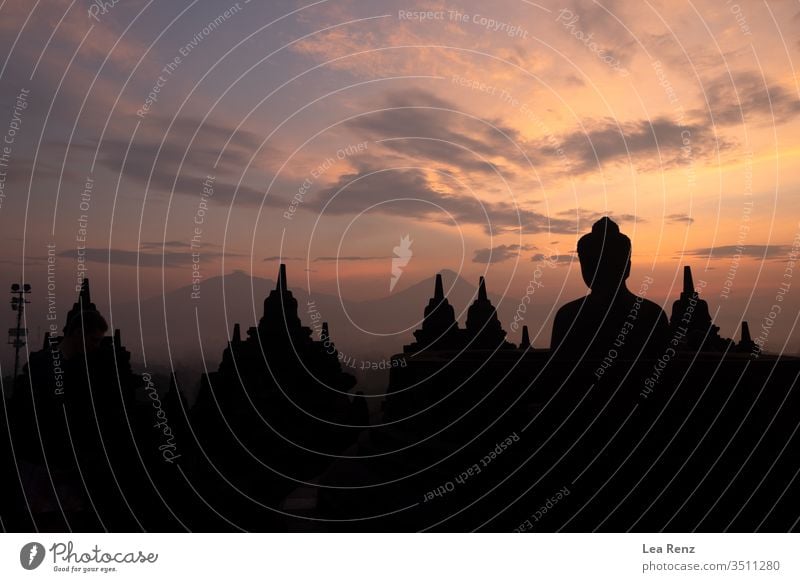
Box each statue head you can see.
[577,217,631,294]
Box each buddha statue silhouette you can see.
[551,217,669,358]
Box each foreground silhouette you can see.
[5,281,144,531]
[1,220,799,532]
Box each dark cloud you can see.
[552,117,728,174]
[263,256,304,261]
[141,240,233,253]
[648,31,753,73]
[0,154,86,187]
[472,244,537,264]
[559,0,637,66]
[682,244,792,260]
[697,72,800,126]
[556,208,643,228]
[313,256,390,262]
[139,240,246,257]
[141,240,188,251]
[105,115,262,173]
[70,115,280,207]
[560,74,586,87]
[57,246,241,268]
[350,89,527,174]
[308,166,576,235]
[531,252,578,266]
[666,213,694,225]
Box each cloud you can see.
[556,208,644,228]
[472,244,536,264]
[308,166,576,235]
[531,252,578,266]
[91,115,261,176]
[0,1,161,125]
[0,0,153,72]
[141,240,233,253]
[57,246,241,268]
[74,115,279,206]
[552,117,729,174]
[560,74,586,87]
[349,89,527,174]
[286,12,485,79]
[698,71,800,126]
[681,244,793,260]
[666,213,694,225]
[313,255,390,262]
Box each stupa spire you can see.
[520,325,530,349]
[80,278,92,306]
[277,263,287,292]
[434,273,444,301]
[683,266,695,295]
[478,276,487,302]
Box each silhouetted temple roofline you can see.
[231,323,241,344]
[465,275,511,349]
[259,262,312,341]
[407,272,461,352]
[670,264,729,351]
[64,277,98,332]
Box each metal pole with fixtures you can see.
[8,283,31,389]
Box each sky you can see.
[0,0,799,362]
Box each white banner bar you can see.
[0,533,797,581]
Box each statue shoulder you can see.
[554,297,587,320]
